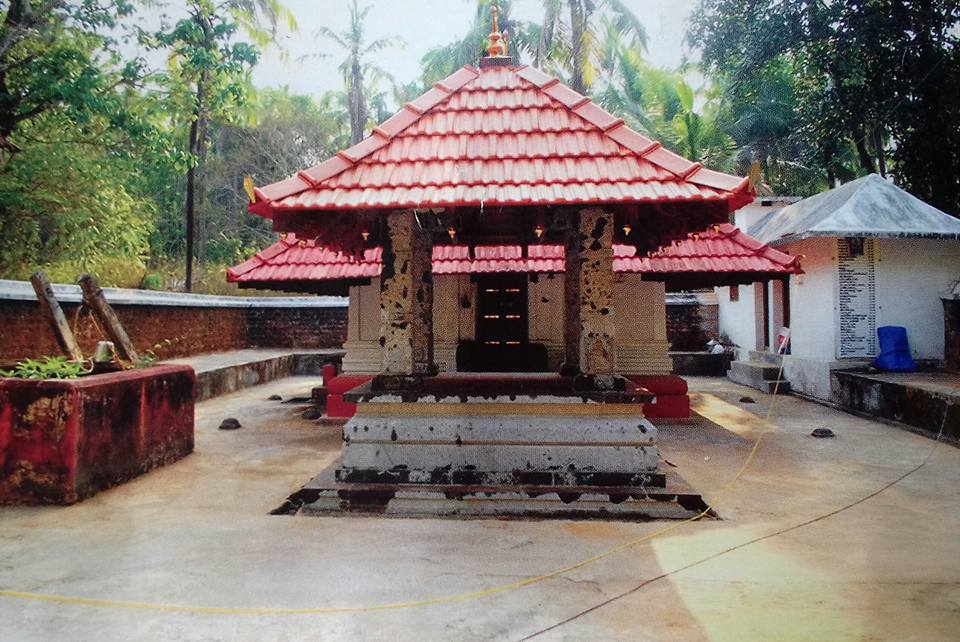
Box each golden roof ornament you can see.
[486,5,507,58]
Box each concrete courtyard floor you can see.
[1,376,958,641]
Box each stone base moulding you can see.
[338,375,660,486]
[0,364,195,505]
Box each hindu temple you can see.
[237,9,766,517]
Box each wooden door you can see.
[477,274,528,346]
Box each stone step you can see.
[748,350,784,366]
[757,379,791,395]
[297,488,705,520]
[280,468,710,521]
[730,360,784,381]
[727,360,791,394]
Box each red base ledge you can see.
[326,375,375,418]
[326,373,690,420]
[628,375,690,419]
[0,365,195,505]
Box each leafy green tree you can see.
[0,1,181,285]
[0,112,157,284]
[307,0,403,144]
[0,0,145,156]
[152,0,293,290]
[689,0,960,214]
[601,50,733,168]
[201,88,350,262]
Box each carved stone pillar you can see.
[562,213,582,375]
[379,210,434,375]
[578,208,616,379]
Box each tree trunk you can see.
[569,0,587,94]
[852,128,876,175]
[349,55,365,144]
[184,12,211,292]
[873,127,887,178]
[184,110,198,292]
[195,73,209,277]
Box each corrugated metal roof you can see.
[227,224,799,285]
[251,65,751,215]
[750,174,960,245]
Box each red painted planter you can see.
[0,364,195,505]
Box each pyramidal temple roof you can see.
[751,174,960,246]
[250,64,751,215]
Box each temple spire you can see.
[481,5,513,66]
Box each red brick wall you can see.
[0,300,347,362]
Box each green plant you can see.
[0,356,90,380]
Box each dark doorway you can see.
[457,274,547,372]
[477,273,528,347]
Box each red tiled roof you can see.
[251,65,751,215]
[227,225,800,286]
[615,223,801,275]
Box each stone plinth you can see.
[339,374,660,487]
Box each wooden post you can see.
[30,271,84,362]
[78,275,139,363]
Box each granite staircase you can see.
[727,350,791,394]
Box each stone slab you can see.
[299,490,701,520]
[341,442,659,473]
[334,468,666,488]
[343,415,657,445]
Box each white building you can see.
[719,174,960,400]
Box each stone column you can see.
[379,210,434,375]
[562,214,582,375]
[578,208,616,380]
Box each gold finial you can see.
[243,175,256,203]
[486,5,507,57]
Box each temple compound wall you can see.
[342,274,671,375]
[0,281,347,362]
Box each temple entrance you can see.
[458,274,547,372]
[477,274,528,347]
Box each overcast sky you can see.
[193,0,702,96]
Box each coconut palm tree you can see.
[601,48,735,168]
[309,0,404,144]
[534,0,648,94]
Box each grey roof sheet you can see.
[749,174,960,245]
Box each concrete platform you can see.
[165,348,343,401]
[1,376,959,640]
[832,369,960,441]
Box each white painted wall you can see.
[717,198,799,358]
[782,237,837,360]
[716,283,760,357]
[874,238,960,360]
[781,237,958,400]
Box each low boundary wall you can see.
[0,280,348,362]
